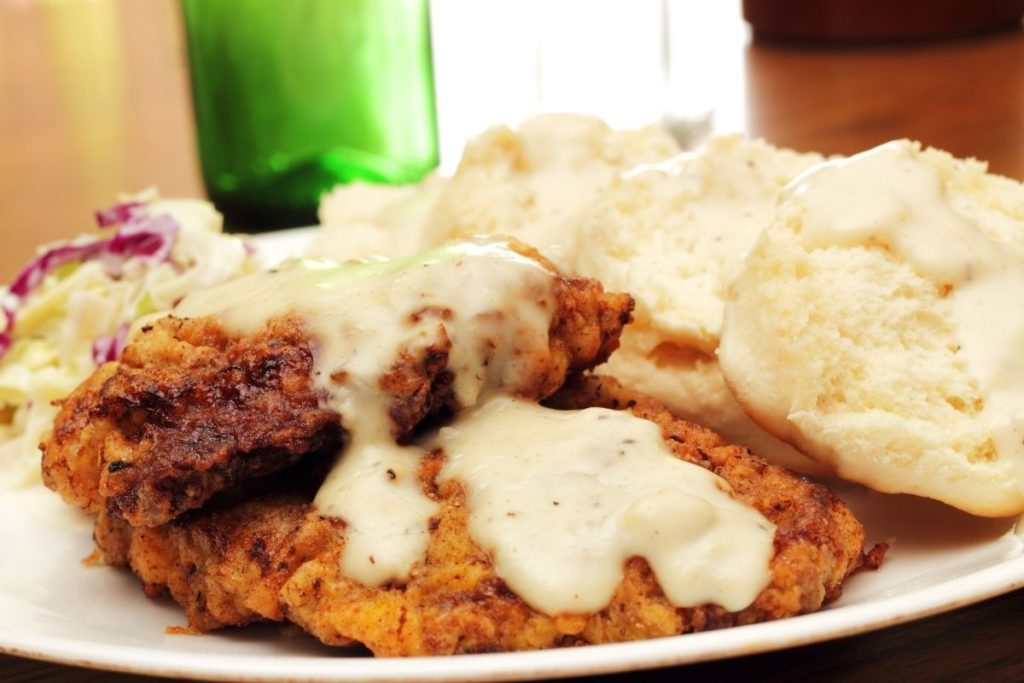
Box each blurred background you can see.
[0,0,1022,276]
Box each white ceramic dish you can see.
[2,228,1024,681]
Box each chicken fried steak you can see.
[46,238,871,657]
[44,317,344,526]
[92,376,869,656]
[43,240,633,527]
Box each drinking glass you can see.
[180,0,439,229]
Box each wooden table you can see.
[1,1,1023,680]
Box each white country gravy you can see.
[788,141,1024,463]
[176,240,556,586]
[173,239,776,613]
[431,395,775,614]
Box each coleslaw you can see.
[0,191,258,486]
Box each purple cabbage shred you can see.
[0,307,13,358]
[95,201,144,228]
[0,201,181,363]
[91,323,130,365]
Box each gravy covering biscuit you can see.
[719,140,1024,516]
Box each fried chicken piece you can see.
[43,270,633,528]
[94,376,870,656]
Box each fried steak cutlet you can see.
[46,239,871,657]
[92,376,869,657]
[42,260,633,527]
[44,317,344,527]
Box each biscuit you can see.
[314,176,445,262]
[422,113,680,269]
[573,135,826,473]
[719,140,1024,516]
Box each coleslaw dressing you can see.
[175,239,775,614]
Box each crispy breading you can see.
[93,456,336,630]
[43,316,345,526]
[43,270,633,528]
[99,497,333,631]
[93,376,870,656]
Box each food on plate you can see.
[313,174,446,263]
[570,135,826,473]
[89,376,868,656]
[0,193,256,486]
[315,122,826,473]
[719,140,1024,516]
[43,239,632,527]
[314,113,681,269]
[421,114,681,270]
[44,237,870,655]
[91,461,332,631]
[42,316,345,526]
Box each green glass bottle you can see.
[180,0,438,229]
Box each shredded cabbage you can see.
[0,191,258,487]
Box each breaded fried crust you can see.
[96,496,333,631]
[43,274,633,528]
[94,377,869,656]
[43,316,344,526]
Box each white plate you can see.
[2,228,1024,681]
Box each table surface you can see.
[1,1,1023,681]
